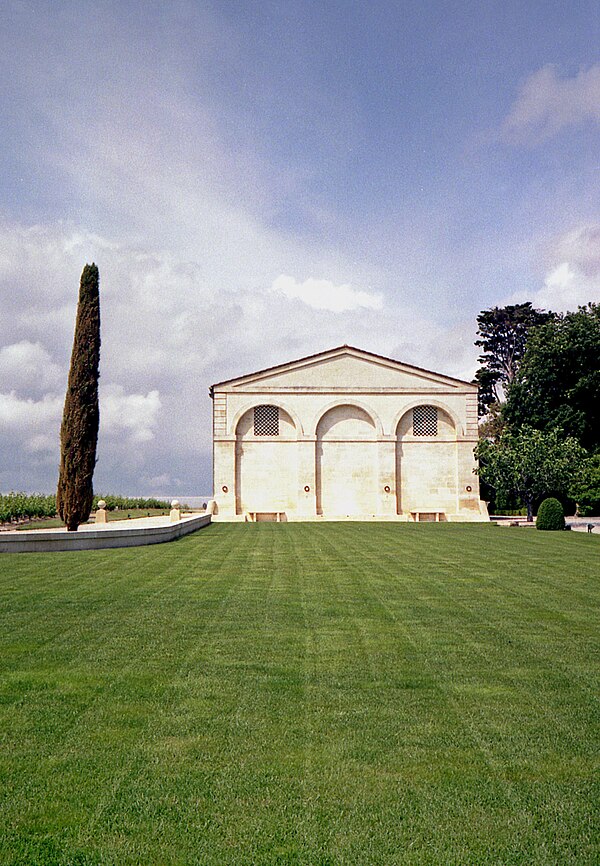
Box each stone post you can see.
[95,499,107,524]
[170,499,181,522]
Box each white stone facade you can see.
[210,346,488,521]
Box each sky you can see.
[1,0,599,495]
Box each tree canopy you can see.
[569,453,600,516]
[475,426,585,521]
[474,302,553,416]
[504,303,600,453]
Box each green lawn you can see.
[0,524,598,865]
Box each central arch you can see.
[316,404,378,517]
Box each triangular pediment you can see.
[211,346,474,393]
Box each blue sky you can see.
[1,0,599,494]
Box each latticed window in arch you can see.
[413,405,438,436]
[253,404,279,436]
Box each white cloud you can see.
[535,264,599,312]
[551,224,600,275]
[536,224,600,310]
[503,64,600,143]
[0,340,62,395]
[0,391,62,430]
[0,391,62,460]
[505,223,600,311]
[100,384,162,444]
[270,274,383,312]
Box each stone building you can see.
[210,345,488,521]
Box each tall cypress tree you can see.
[57,263,101,531]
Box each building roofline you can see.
[209,344,477,396]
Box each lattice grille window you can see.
[413,405,438,436]
[253,405,279,436]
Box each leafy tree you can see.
[474,302,553,416]
[475,426,585,521]
[504,304,600,452]
[570,453,600,516]
[57,264,101,531]
[477,400,506,443]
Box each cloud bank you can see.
[0,218,480,493]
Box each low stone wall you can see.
[0,513,211,554]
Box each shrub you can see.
[536,497,565,531]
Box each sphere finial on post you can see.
[95,499,107,524]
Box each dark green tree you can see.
[57,264,101,531]
[504,304,600,452]
[475,426,585,521]
[474,302,553,416]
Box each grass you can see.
[0,523,598,865]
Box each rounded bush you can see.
[536,497,565,531]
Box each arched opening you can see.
[235,404,297,515]
[316,404,378,517]
[395,404,458,515]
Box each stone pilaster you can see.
[214,438,236,515]
[377,438,397,516]
[296,438,317,517]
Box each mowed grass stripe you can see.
[356,546,592,862]
[0,529,252,862]
[388,530,599,714]
[78,529,283,861]
[272,523,599,863]
[345,525,599,862]
[78,535,251,830]
[291,525,533,862]
[296,526,452,863]
[68,526,310,864]
[0,538,224,665]
[0,522,598,864]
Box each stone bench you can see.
[246,511,286,522]
[410,510,446,523]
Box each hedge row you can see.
[0,493,171,524]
